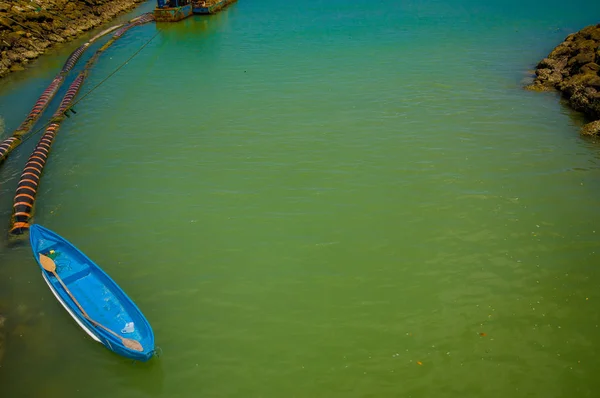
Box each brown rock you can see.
[537,57,561,70]
[579,24,600,40]
[568,51,595,66]
[536,68,563,86]
[22,50,38,59]
[581,62,600,74]
[536,68,552,78]
[0,0,146,79]
[574,39,598,53]
[7,50,22,62]
[64,2,76,13]
[524,82,553,92]
[561,73,600,91]
[549,43,573,58]
[581,120,600,135]
[47,33,65,43]
[36,40,51,50]
[0,17,13,28]
[51,18,66,29]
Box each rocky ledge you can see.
[526,23,600,136]
[0,0,146,78]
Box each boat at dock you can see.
[192,0,238,15]
[154,0,236,21]
[29,224,155,362]
[154,0,193,22]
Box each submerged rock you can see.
[526,22,600,135]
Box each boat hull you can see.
[29,224,155,362]
[192,0,237,14]
[154,4,193,22]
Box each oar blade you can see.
[39,253,56,273]
[123,338,144,352]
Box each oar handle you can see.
[42,255,143,352]
[92,320,122,339]
[50,271,143,351]
[52,270,91,319]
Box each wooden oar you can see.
[39,253,143,352]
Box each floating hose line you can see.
[9,74,85,236]
[0,12,154,166]
[7,12,156,237]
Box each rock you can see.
[0,17,13,28]
[47,33,64,43]
[22,50,38,59]
[536,68,563,85]
[573,39,598,52]
[527,22,600,135]
[580,62,600,74]
[549,43,572,58]
[7,50,23,62]
[0,0,147,79]
[568,51,595,66]
[582,120,600,135]
[524,82,553,92]
[579,24,600,40]
[537,57,567,70]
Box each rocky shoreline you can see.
[0,0,146,79]
[526,23,600,135]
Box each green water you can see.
[2,0,600,396]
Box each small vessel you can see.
[29,224,155,361]
[192,0,237,15]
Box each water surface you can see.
[1,0,600,397]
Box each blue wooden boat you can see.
[29,224,155,362]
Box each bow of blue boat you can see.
[29,224,155,362]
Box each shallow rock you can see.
[526,22,600,135]
[524,82,553,92]
[22,50,38,59]
[582,120,600,135]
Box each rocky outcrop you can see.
[526,23,600,136]
[0,0,146,78]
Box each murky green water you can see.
[2,0,600,396]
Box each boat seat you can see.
[63,269,90,285]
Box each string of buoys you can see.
[9,75,85,236]
[0,13,153,166]
[7,12,156,237]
